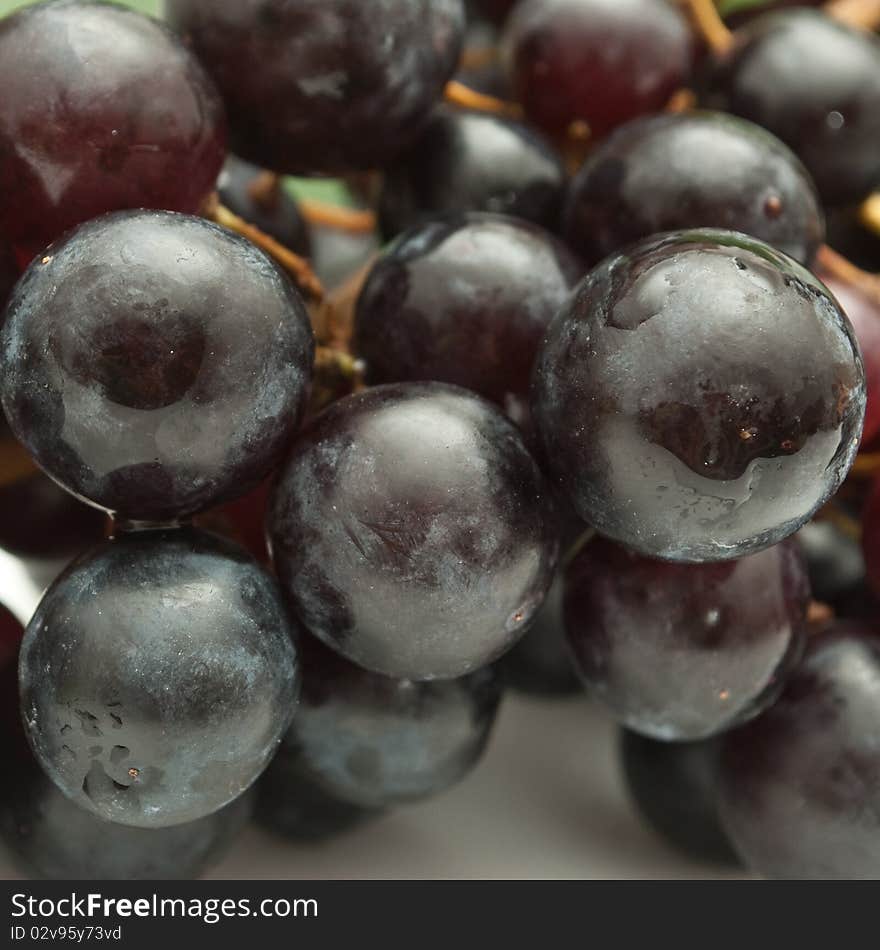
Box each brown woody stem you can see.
[684,0,734,55]
[444,79,523,118]
[825,0,880,32]
[816,243,880,310]
[299,199,377,234]
[203,193,324,301]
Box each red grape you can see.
[0,0,226,257]
[502,0,694,141]
[817,270,880,446]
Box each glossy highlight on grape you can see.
[18,528,300,828]
[269,382,559,680]
[0,210,314,522]
[532,229,866,562]
[0,0,227,256]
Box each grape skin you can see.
[355,213,582,426]
[0,0,226,257]
[620,730,738,865]
[502,0,694,141]
[817,270,880,446]
[564,538,809,740]
[719,625,880,879]
[0,210,314,523]
[532,229,866,562]
[1,755,253,880]
[268,634,502,809]
[18,528,300,829]
[379,108,566,238]
[703,10,880,207]
[501,566,579,696]
[165,0,466,174]
[268,382,559,680]
[563,112,824,268]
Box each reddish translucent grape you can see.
[564,538,808,740]
[563,112,824,268]
[703,10,880,206]
[0,211,314,522]
[268,383,558,680]
[0,0,226,257]
[532,230,865,562]
[165,0,466,174]
[355,214,581,426]
[502,0,694,141]
[817,270,880,445]
[719,624,880,878]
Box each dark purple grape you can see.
[501,568,579,696]
[620,730,738,865]
[268,634,502,808]
[719,624,880,878]
[0,469,105,561]
[0,210,314,523]
[165,0,466,174]
[217,156,311,257]
[0,0,226,258]
[564,538,808,740]
[563,111,824,268]
[532,229,865,562]
[796,521,865,609]
[256,766,378,842]
[1,753,252,880]
[19,528,300,828]
[702,9,880,206]
[354,214,581,426]
[268,383,558,680]
[502,0,694,141]
[379,108,566,238]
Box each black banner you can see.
[0,878,857,947]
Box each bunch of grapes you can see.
[0,0,879,882]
